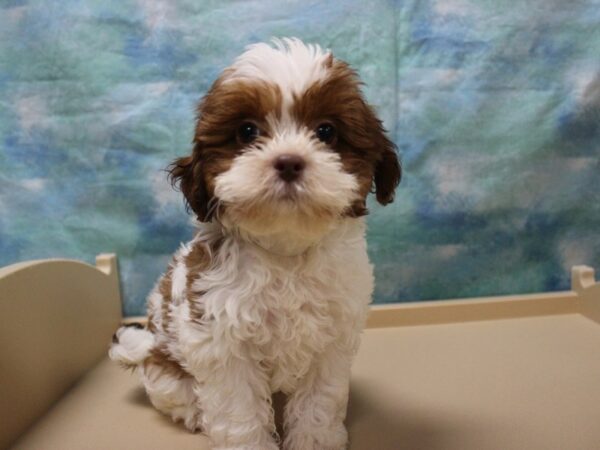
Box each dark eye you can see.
[315,123,336,144]
[237,122,260,144]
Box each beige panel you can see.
[0,255,122,449]
[366,266,600,329]
[366,291,578,328]
[572,265,600,324]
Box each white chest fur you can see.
[176,218,374,393]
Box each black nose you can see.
[273,154,305,182]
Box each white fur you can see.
[110,39,378,450]
[171,243,191,305]
[146,289,163,332]
[109,326,154,365]
[228,38,331,106]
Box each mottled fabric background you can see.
[1,0,599,316]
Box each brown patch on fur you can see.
[144,345,189,380]
[293,59,401,211]
[185,243,210,291]
[169,76,282,222]
[147,312,157,333]
[147,237,221,333]
[184,237,223,322]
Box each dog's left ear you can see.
[374,135,402,205]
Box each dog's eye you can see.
[237,122,260,144]
[315,123,336,144]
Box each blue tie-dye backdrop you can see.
[1,0,599,316]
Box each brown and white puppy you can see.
[110,38,401,450]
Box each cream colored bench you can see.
[1,255,600,450]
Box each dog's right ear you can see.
[168,152,212,222]
[374,139,402,206]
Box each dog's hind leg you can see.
[140,349,202,432]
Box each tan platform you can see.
[1,256,600,450]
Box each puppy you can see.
[110,38,401,450]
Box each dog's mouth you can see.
[275,181,304,202]
[224,185,340,222]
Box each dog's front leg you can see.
[283,343,353,450]
[195,354,278,450]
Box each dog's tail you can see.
[109,323,155,369]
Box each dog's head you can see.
[170,38,401,239]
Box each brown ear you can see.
[168,151,212,222]
[374,137,402,205]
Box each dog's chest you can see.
[254,270,339,392]
[241,248,370,392]
[183,223,373,392]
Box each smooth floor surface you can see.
[13,314,600,450]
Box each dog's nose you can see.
[273,154,305,182]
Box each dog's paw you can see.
[283,423,348,450]
[213,444,279,450]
